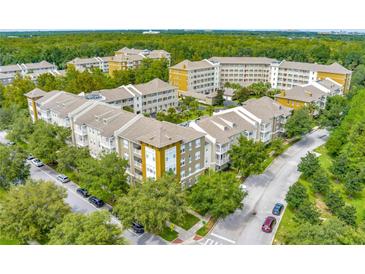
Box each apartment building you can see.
[0,61,58,85]
[71,102,138,157]
[274,85,328,110]
[69,101,205,186]
[108,54,144,76]
[209,56,276,87]
[190,96,292,170]
[271,60,352,91]
[85,78,178,114]
[274,78,342,110]
[67,56,112,73]
[175,57,352,93]
[115,115,206,187]
[169,59,219,94]
[24,89,89,127]
[109,47,171,76]
[115,47,171,62]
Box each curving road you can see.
[202,129,329,245]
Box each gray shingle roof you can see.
[242,96,292,122]
[274,85,327,103]
[133,78,177,95]
[170,59,215,70]
[24,88,47,99]
[209,56,277,65]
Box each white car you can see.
[31,158,44,167]
[56,174,70,183]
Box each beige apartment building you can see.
[190,96,292,170]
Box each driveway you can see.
[203,129,329,245]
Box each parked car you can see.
[6,141,15,146]
[261,216,276,233]
[131,222,145,234]
[272,203,284,216]
[27,155,35,161]
[88,196,105,208]
[31,158,44,167]
[76,188,90,198]
[56,174,70,183]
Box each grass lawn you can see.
[173,212,200,231]
[275,144,365,244]
[196,218,216,237]
[158,227,179,242]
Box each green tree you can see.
[56,145,90,173]
[28,121,69,164]
[296,201,321,225]
[229,136,268,177]
[36,73,61,91]
[114,173,186,234]
[0,180,70,243]
[135,58,169,83]
[6,110,34,143]
[0,146,30,189]
[310,169,330,195]
[77,152,128,202]
[325,190,345,215]
[285,107,314,138]
[2,75,35,108]
[285,182,308,209]
[320,95,348,128]
[338,205,357,227]
[331,153,349,182]
[0,105,21,130]
[188,171,245,219]
[284,219,365,245]
[48,211,124,245]
[344,172,364,197]
[297,152,320,178]
[214,89,224,106]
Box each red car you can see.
[261,216,276,233]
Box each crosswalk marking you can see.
[203,238,222,245]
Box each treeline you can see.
[278,88,365,244]
[1,32,365,70]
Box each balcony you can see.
[134,161,142,169]
[260,123,272,133]
[133,148,142,156]
[100,138,115,150]
[75,125,87,136]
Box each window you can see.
[181,144,185,153]
[124,153,129,160]
[181,158,185,166]
[181,170,185,178]
[195,139,201,148]
[195,151,200,161]
[188,142,192,150]
[188,155,192,163]
[123,139,128,149]
[195,163,201,170]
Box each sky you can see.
[1,0,363,30]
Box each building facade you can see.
[0,61,58,86]
[172,57,352,93]
[169,59,219,94]
[85,78,178,115]
[67,56,112,73]
[190,96,292,170]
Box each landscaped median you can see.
[196,217,217,237]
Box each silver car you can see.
[56,174,70,183]
[31,158,44,167]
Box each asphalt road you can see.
[203,129,329,245]
[0,130,166,245]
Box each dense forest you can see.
[1,32,365,71]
